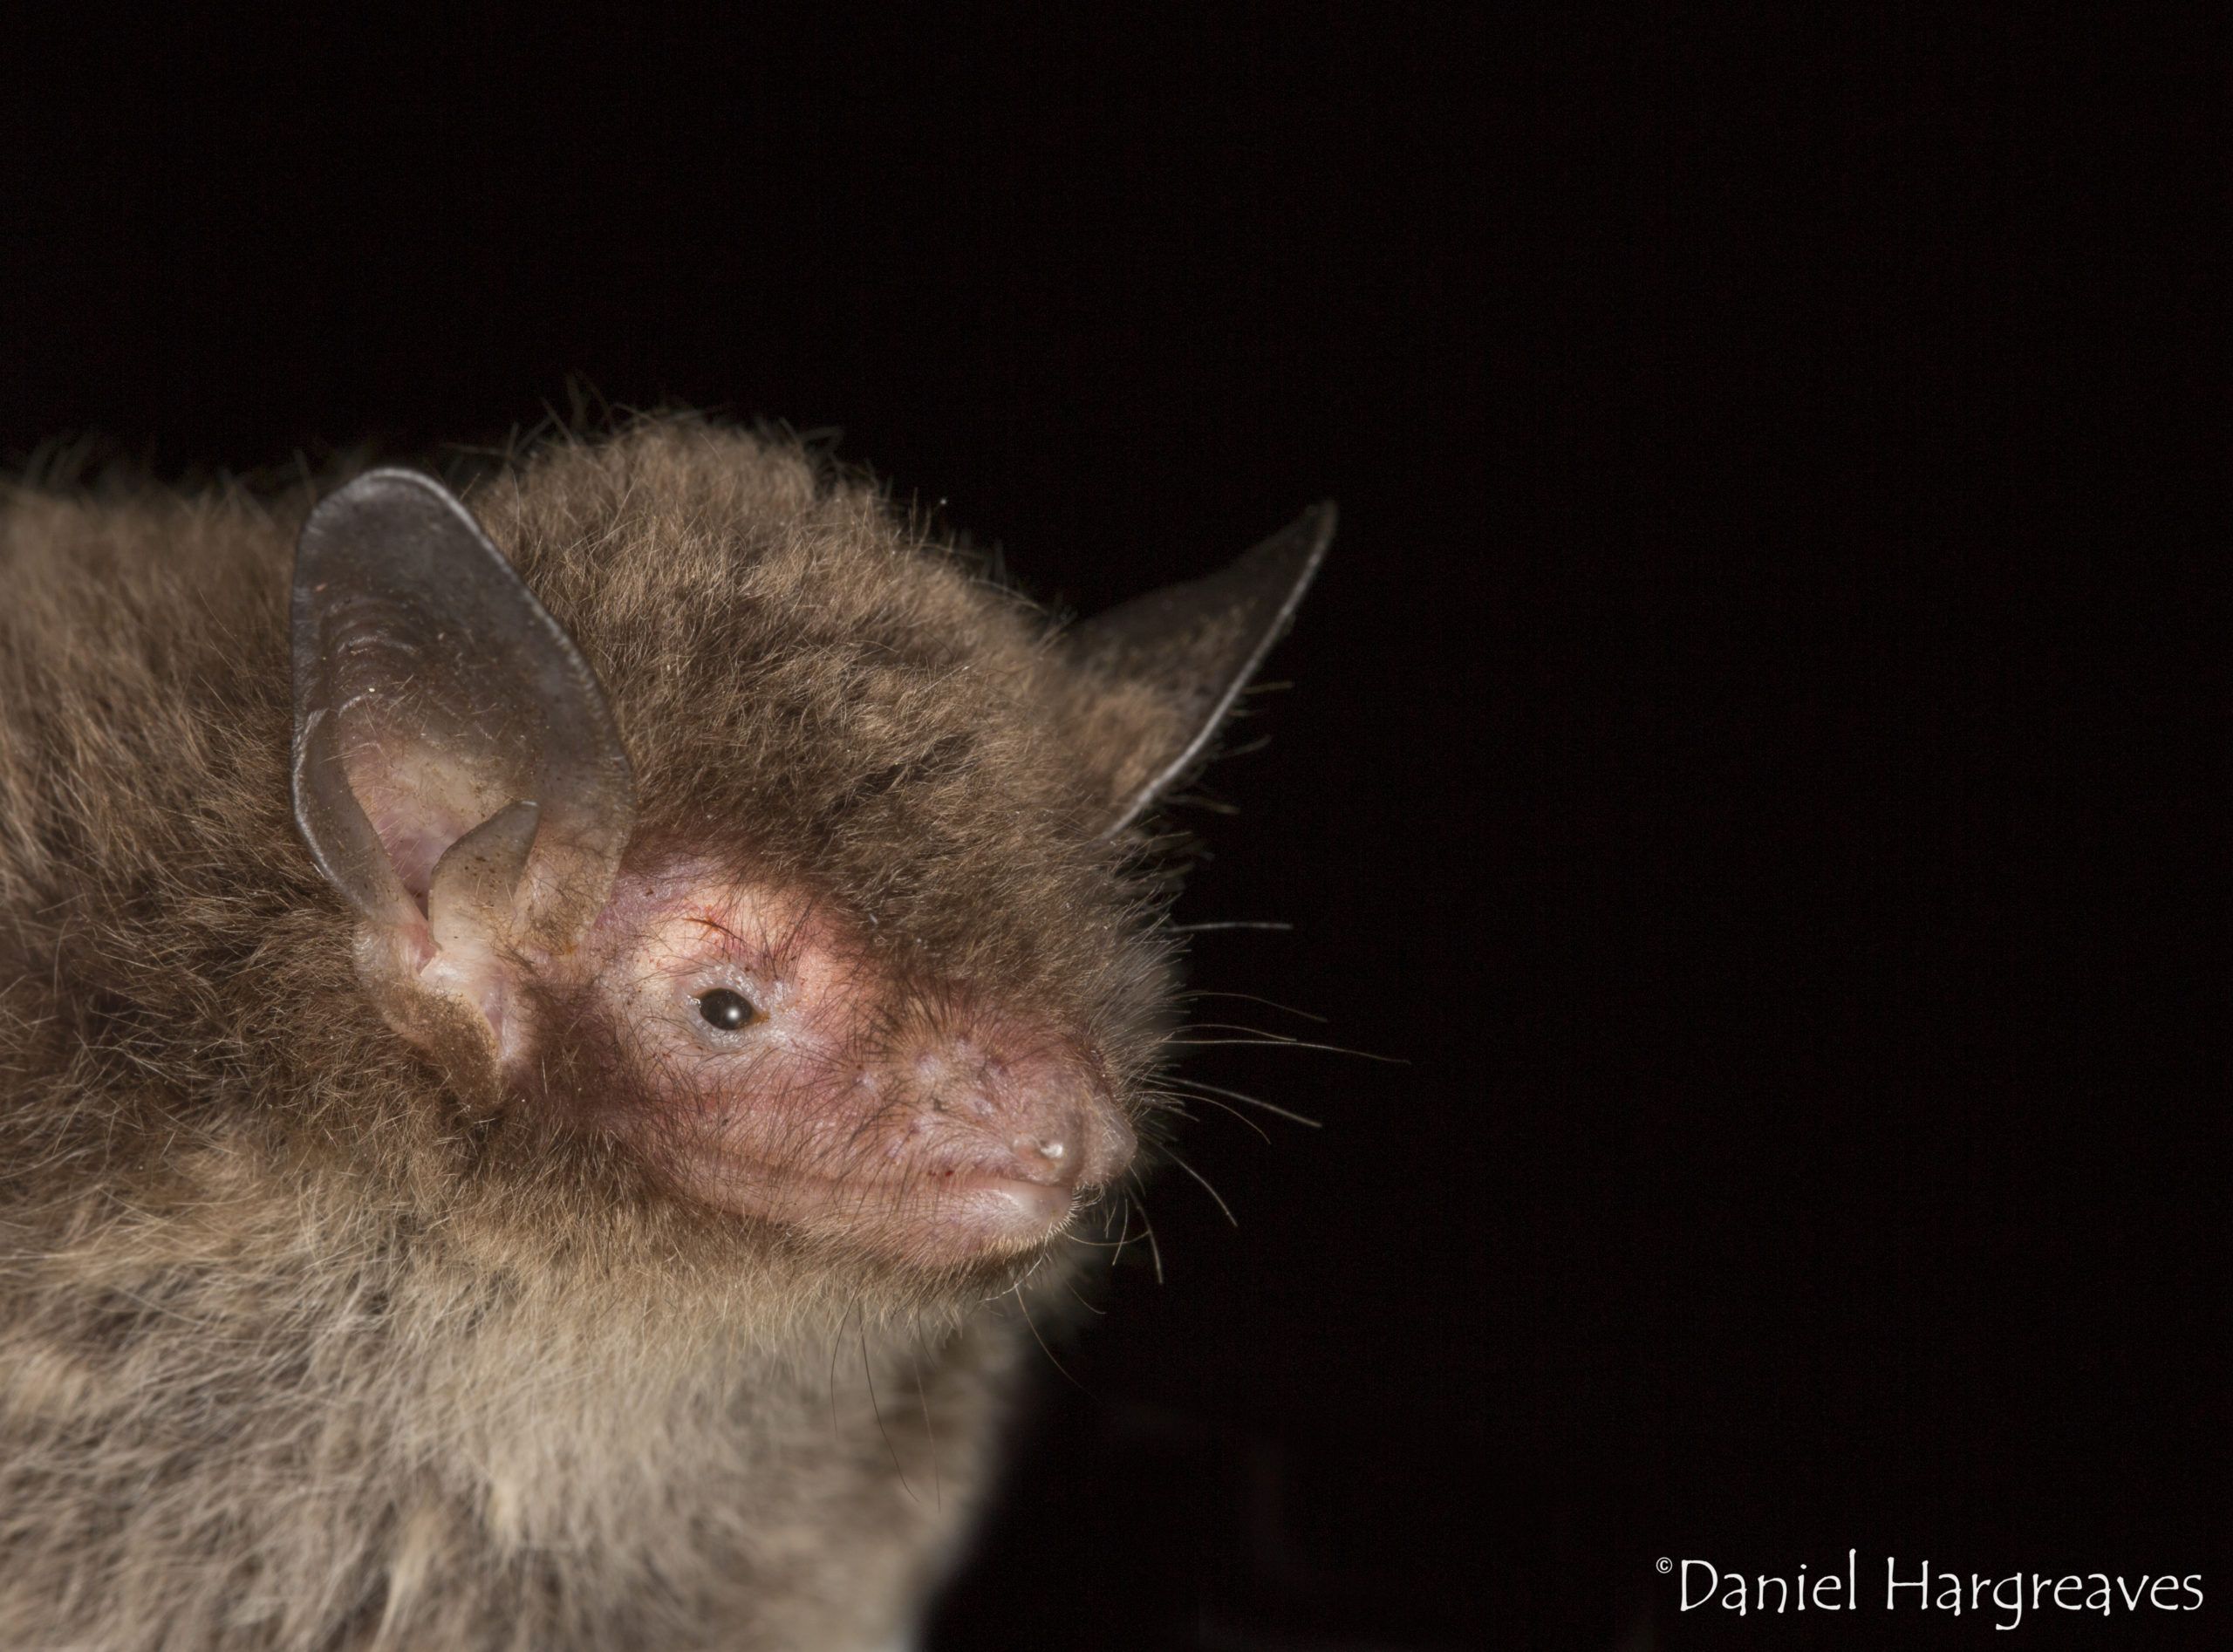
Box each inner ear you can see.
[290,468,636,986]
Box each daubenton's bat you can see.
[0,417,1329,1649]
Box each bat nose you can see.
[1007,1090,1135,1190]
[1013,1132,1068,1175]
[837,1025,1145,1260]
[913,1041,1136,1191]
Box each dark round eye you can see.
[697,988,757,1031]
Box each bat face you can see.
[287,425,1330,1293]
[533,854,1137,1270]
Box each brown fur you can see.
[0,419,1218,1649]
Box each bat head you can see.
[289,426,1330,1289]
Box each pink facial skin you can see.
[536,860,1137,1272]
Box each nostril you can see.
[1011,1131,1072,1181]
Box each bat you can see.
[0,416,1330,1649]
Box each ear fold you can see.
[290,468,635,1049]
[1070,502,1335,835]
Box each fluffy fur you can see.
[0,419,1210,1649]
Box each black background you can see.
[4,10,2217,1649]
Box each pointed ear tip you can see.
[316,464,432,501]
[303,466,461,533]
[1257,499,1336,591]
[1284,499,1339,558]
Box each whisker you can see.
[1165,920,1294,934]
[1177,990,1328,1024]
[1147,1088,1269,1143]
[1063,1195,1151,1253]
[1062,1231,1148,1252]
[1164,1150,1238,1227]
[1012,1284,1085,1389]
[1178,1021,1303,1042]
[1180,1020,1335,1043]
[1104,1191,1137,1268]
[1166,1036,1407,1065]
[909,1328,944,1511]
[825,1307,851,1451]
[1164,1078,1323,1130]
[1124,1173,1166,1285]
[861,1330,919,1505]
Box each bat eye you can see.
[697,988,758,1031]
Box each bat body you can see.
[0,419,1328,1649]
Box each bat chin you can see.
[898,1170,1082,1264]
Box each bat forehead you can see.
[491,427,1097,837]
[594,857,850,971]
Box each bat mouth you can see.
[659,1132,1114,1269]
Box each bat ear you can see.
[1069,502,1335,835]
[290,468,635,1056]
